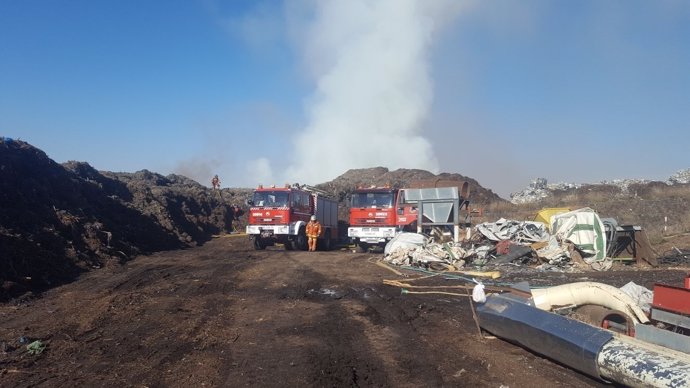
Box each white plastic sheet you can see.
[619,281,653,314]
[384,232,428,256]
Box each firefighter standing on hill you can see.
[306,215,322,252]
[211,175,220,190]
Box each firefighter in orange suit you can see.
[306,215,322,252]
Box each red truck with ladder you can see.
[246,184,338,251]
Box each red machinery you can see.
[634,274,690,354]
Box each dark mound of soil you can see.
[0,138,245,301]
[318,167,502,204]
[315,167,504,222]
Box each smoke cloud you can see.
[282,0,464,185]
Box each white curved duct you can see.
[531,282,649,324]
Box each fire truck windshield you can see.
[351,192,394,208]
[253,191,289,207]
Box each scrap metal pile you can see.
[384,207,614,272]
[658,247,690,266]
[380,204,690,387]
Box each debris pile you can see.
[509,178,550,204]
[668,168,690,184]
[657,247,690,265]
[509,178,580,204]
[511,168,690,205]
[598,178,650,193]
[384,208,614,272]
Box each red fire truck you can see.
[246,184,338,251]
[348,186,399,252]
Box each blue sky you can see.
[1,0,688,199]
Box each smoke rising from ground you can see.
[280,0,464,185]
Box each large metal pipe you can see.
[477,294,613,378]
[598,335,690,387]
[477,294,690,387]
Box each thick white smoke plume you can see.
[283,0,464,185]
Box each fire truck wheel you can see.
[253,237,266,250]
[322,231,332,251]
[293,228,308,251]
[356,242,369,253]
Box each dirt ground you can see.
[1,236,688,388]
